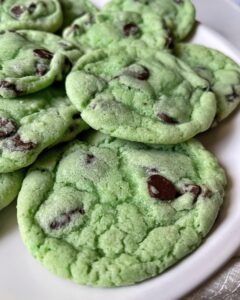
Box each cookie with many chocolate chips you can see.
[0,0,63,32]
[174,43,240,122]
[0,86,88,172]
[58,0,98,30]
[103,0,196,41]
[63,10,169,51]
[0,30,82,98]
[17,131,226,287]
[66,46,217,144]
[0,170,24,210]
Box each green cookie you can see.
[58,0,98,30]
[66,46,216,144]
[103,0,196,41]
[0,0,63,32]
[17,132,226,287]
[0,170,24,210]
[0,86,88,173]
[174,43,240,122]
[0,30,82,98]
[63,11,169,52]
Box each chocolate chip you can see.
[183,184,201,201]
[33,49,53,60]
[0,80,20,95]
[0,118,17,138]
[124,65,150,80]
[147,174,178,201]
[86,154,95,164]
[36,63,48,76]
[203,187,213,198]
[49,208,85,230]
[11,5,25,18]
[4,134,37,151]
[28,3,37,13]
[158,113,178,124]
[226,86,239,102]
[123,23,141,37]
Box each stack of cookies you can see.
[0,0,239,288]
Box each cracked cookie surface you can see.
[103,0,196,41]
[174,43,240,122]
[63,10,169,52]
[66,46,217,144]
[0,85,88,172]
[0,30,82,98]
[0,0,63,32]
[17,132,226,287]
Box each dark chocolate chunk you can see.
[11,5,25,18]
[124,65,150,80]
[36,63,48,76]
[147,174,178,201]
[226,86,239,102]
[5,134,37,151]
[50,208,85,230]
[123,23,141,37]
[33,49,54,60]
[183,184,201,201]
[86,154,95,164]
[158,113,178,124]
[28,3,37,13]
[0,80,20,95]
[0,117,17,138]
[202,187,213,198]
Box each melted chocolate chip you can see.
[226,86,239,102]
[36,63,48,76]
[123,23,141,37]
[28,3,37,13]
[50,208,85,230]
[5,134,37,151]
[184,184,201,201]
[124,65,150,80]
[11,5,25,18]
[0,80,20,95]
[0,118,17,138]
[33,49,53,60]
[86,154,95,164]
[158,113,178,124]
[147,174,178,201]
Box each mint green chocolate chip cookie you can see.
[0,170,24,210]
[59,0,98,30]
[174,43,240,122]
[0,0,63,32]
[0,30,82,98]
[17,132,226,287]
[63,11,168,52]
[103,0,196,41]
[0,86,88,172]
[66,46,216,144]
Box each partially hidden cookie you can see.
[0,170,24,210]
[0,0,63,32]
[103,0,196,41]
[17,132,226,287]
[174,43,240,122]
[63,11,169,52]
[58,0,98,30]
[0,30,82,98]
[0,86,88,172]
[66,46,216,144]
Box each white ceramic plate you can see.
[1,1,240,299]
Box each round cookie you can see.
[103,0,196,41]
[0,30,82,98]
[0,85,88,172]
[0,170,24,210]
[17,132,226,287]
[66,46,217,144]
[0,0,63,32]
[58,0,98,30]
[63,11,169,52]
[174,43,240,122]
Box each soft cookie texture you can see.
[63,10,169,52]
[0,170,24,210]
[0,86,88,172]
[0,0,63,32]
[0,30,82,98]
[58,0,98,30]
[66,46,217,144]
[17,132,226,287]
[103,0,196,41]
[174,43,240,122]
